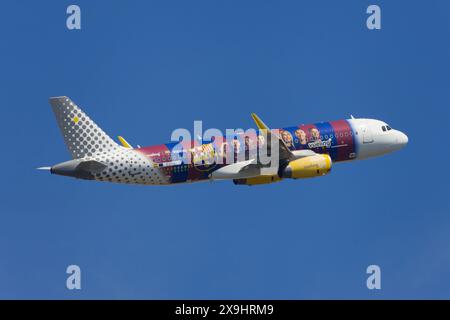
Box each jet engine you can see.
[282,154,332,179]
[233,154,331,185]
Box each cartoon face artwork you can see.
[294,129,307,145]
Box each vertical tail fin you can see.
[49,96,118,159]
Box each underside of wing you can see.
[210,159,261,180]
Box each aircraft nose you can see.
[397,131,408,147]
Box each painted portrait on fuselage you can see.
[294,128,307,147]
[279,129,294,148]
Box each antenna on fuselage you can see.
[350,115,356,119]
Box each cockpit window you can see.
[382,126,386,132]
[386,125,392,131]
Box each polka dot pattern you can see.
[49,96,169,185]
[85,148,169,185]
[49,96,118,159]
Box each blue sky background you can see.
[0,0,449,299]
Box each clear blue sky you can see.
[1,0,449,299]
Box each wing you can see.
[211,114,318,181]
[210,159,261,180]
[251,113,297,163]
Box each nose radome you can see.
[398,131,408,146]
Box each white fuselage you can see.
[348,118,408,160]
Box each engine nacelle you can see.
[282,154,332,179]
[233,174,282,186]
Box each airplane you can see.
[39,96,408,186]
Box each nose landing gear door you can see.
[361,125,374,143]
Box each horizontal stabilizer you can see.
[77,160,107,174]
[51,159,106,180]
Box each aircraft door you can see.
[361,125,374,143]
